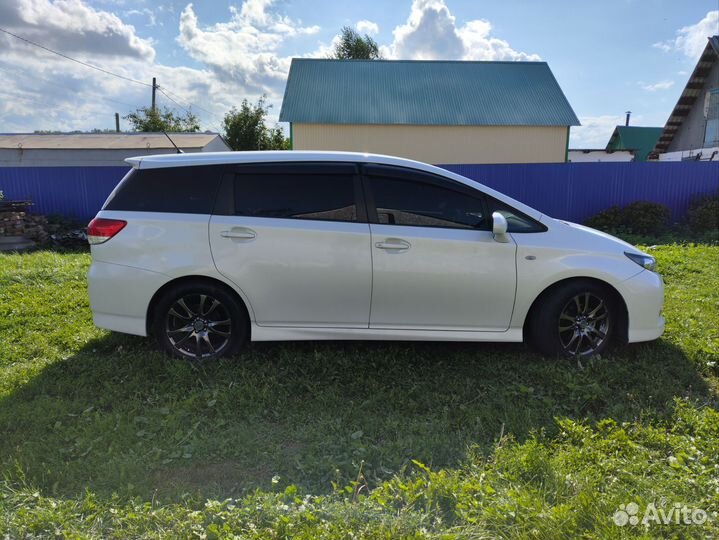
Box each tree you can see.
[124,106,200,132]
[222,97,290,151]
[332,26,381,60]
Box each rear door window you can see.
[233,163,360,223]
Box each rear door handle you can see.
[375,238,411,251]
[220,228,256,240]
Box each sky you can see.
[0,0,717,148]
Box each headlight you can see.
[625,251,656,272]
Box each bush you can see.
[687,192,719,232]
[584,206,624,233]
[584,201,670,236]
[621,201,670,235]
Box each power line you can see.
[155,87,192,115]
[0,65,142,113]
[0,26,225,132]
[157,86,224,133]
[0,26,152,88]
[158,86,217,119]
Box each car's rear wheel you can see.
[528,280,619,358]
[152,282,248,360]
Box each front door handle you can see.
[375,238,411,251]
[220,228,256,240]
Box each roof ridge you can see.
[291,58,547,65]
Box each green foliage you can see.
[125,106,200,133]
[584,205,624,232]
[687,192,719,232]
[222,96,290,151]
[622,201,671,235]
[0,190,4,201]
[332,26,381,59]
[585,201,670,235]
[0,245,717,537]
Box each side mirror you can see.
[492,212,510,243]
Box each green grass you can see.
[0,246,717,538]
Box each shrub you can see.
[584,201,670,236]
[584,206,623,233]
[621,201,670,235]
[686,192,719,232]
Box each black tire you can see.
[527,280,620,358]
[152,281,248,360]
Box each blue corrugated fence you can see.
[0,162,717,223]
[0,167,129,220]
[443,162,718,223]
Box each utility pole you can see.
[151,77,157,111]
[115,112,120,132]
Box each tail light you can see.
[87,218,127,245]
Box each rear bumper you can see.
[88,260,168,336]
[618,269,665,343]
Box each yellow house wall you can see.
[292,124,568,164]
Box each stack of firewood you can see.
[22,214,50,242]
[0,210,25,237]
[0,210,52,242]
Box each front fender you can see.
[510,248,642,330]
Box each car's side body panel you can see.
[209,216,373,327]
[368,224,517,331]
[89,210,256,336]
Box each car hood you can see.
[557,220,645,255]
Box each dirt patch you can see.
[151,460,271,497]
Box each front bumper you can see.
[618,269,665,343]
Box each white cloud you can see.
[124,8,157,27]
[356,19,379,35]
[653,10,718,59]
[382,0,540,61]
[0,0,155,60]
[177,2,319,95]
[0,0,545,133]
[640,80,675,92]
[0,1,233,133]
[569,115,628,149]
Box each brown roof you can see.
[0,133,222,150]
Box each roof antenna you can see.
[162,130,184,153]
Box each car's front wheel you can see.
[152,281,248,360]
[528,280,621,358]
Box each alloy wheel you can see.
[165,293,232,359]
[557,292,610,356]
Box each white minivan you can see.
[87,151,664,360]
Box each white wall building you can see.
[567,149,635,162]
[0,133,229,167]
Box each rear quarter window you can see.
[104,165,225,214]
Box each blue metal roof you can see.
[279,59,580,126]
